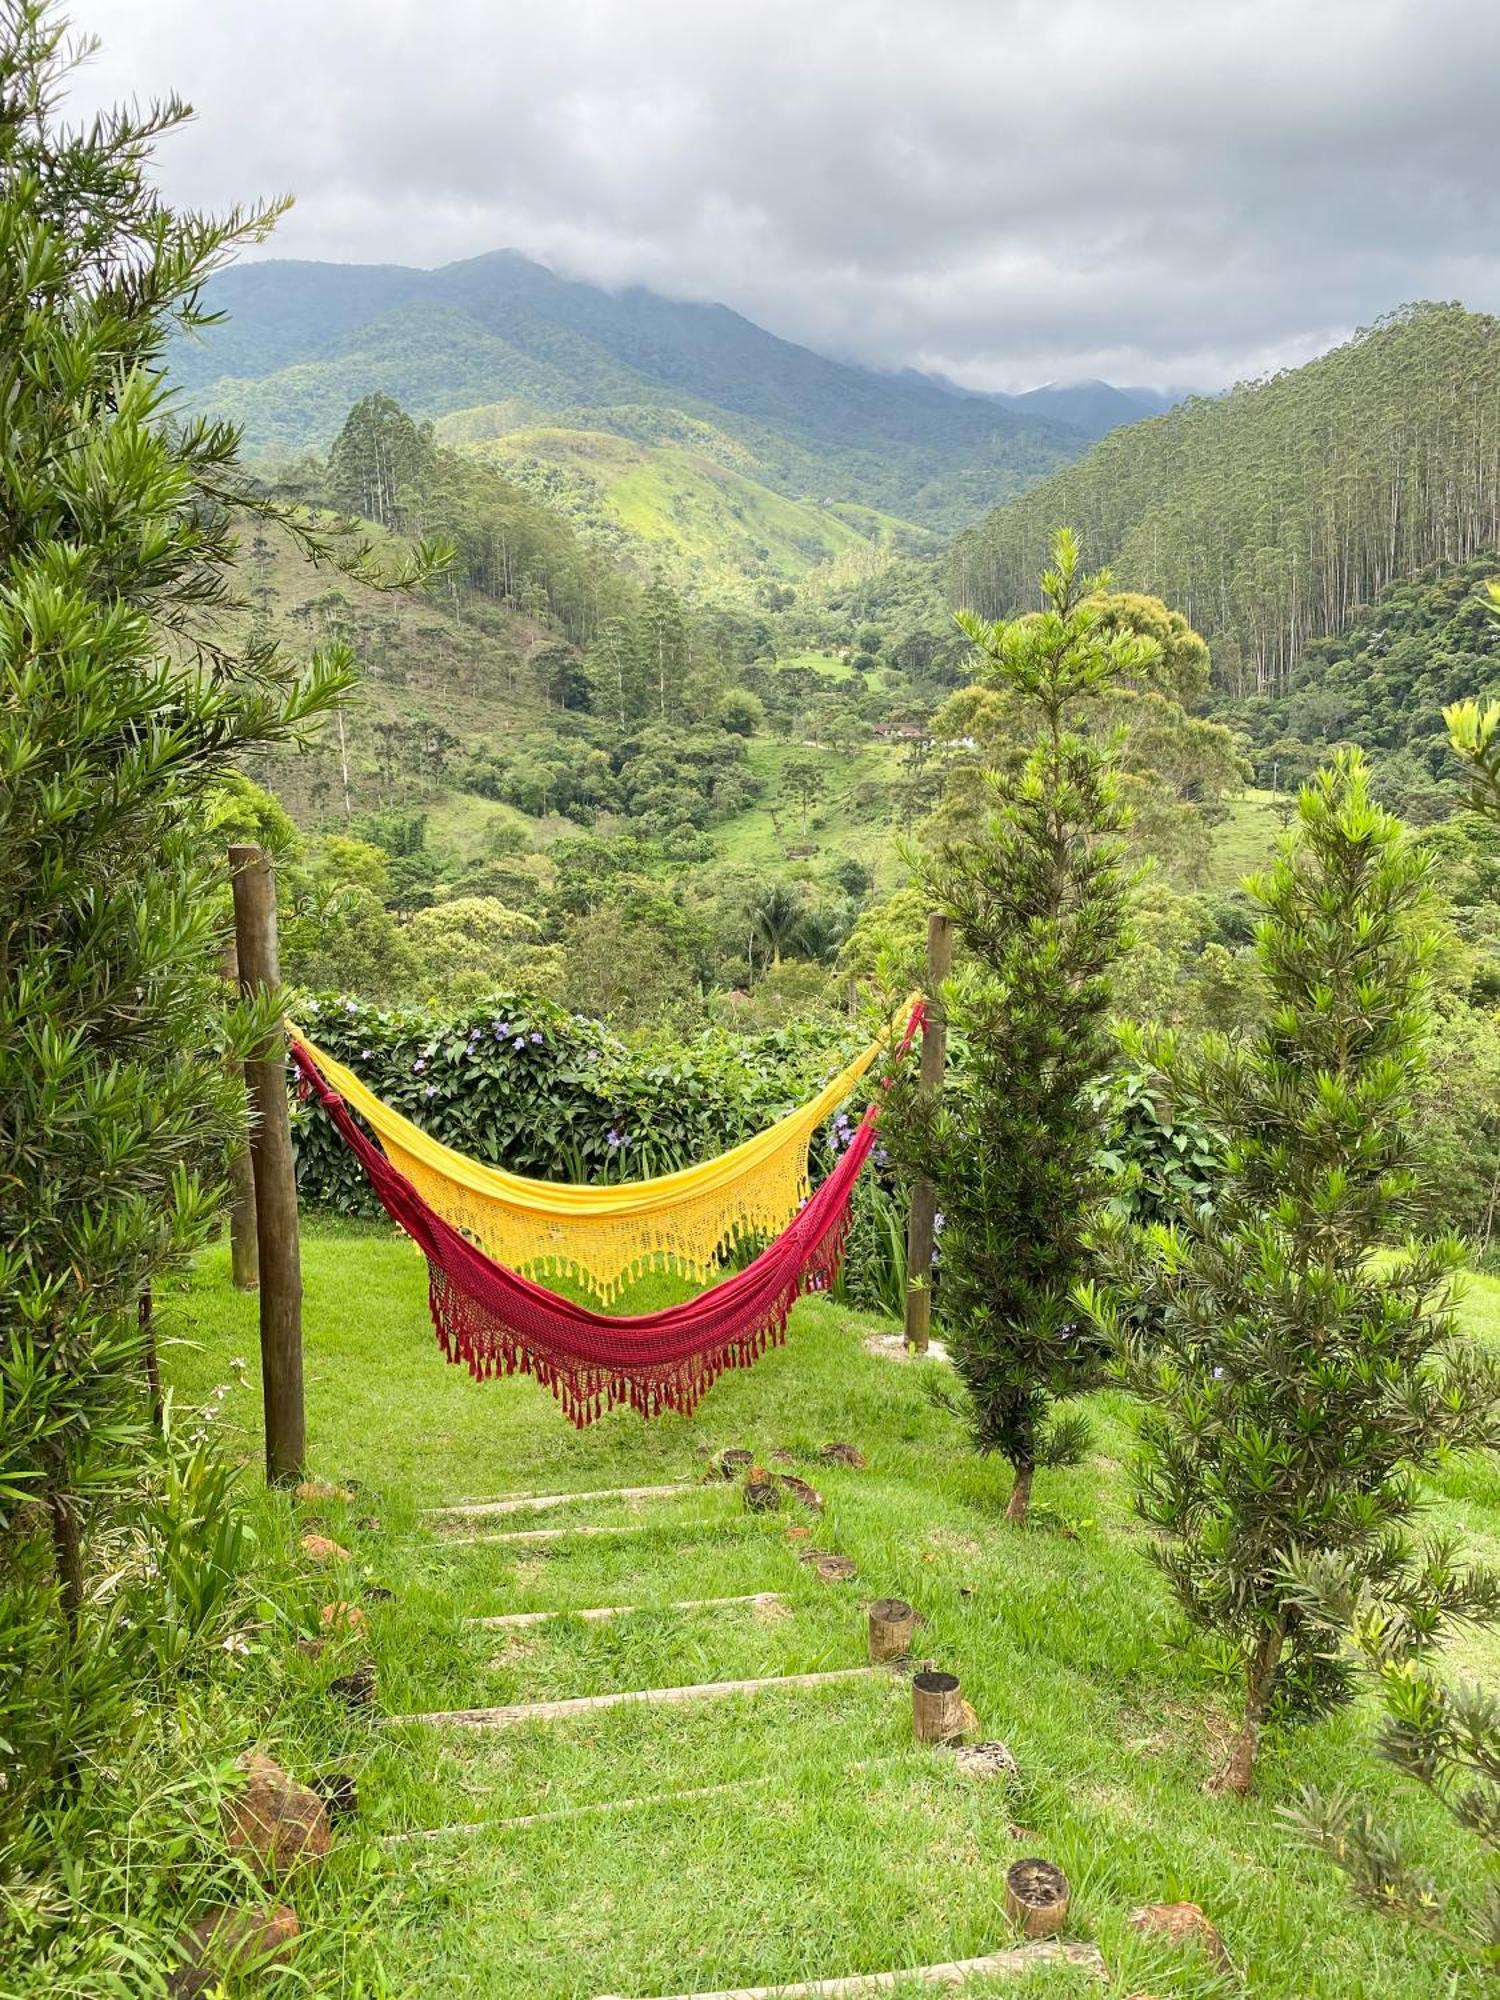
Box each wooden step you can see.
[386,1666,882,1730]
[471,1592,785,1628]
[594,1941,1106,1998]
[453,1522,663,1547]
[433,1483,692,1520]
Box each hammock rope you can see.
[288,1000,924,1425]
[290,998,919,1301]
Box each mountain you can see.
[951,304,1500,692]
[993,379,1181,440]
[168,250,1086,529]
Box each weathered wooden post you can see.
[904,911,952,1354]
[229,844,305,1485]
[222,937,260,1292]
[911,1668,964,1743]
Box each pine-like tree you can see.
[885,528,1156,1523]
[1082,751,1500,1791]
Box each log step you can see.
[594,1941,1106,1998]
[454,1523,663,1547]
[383,1753,907,1843]
[386,1666,882,1730]
[471,1593,786,1628]
[433,1484,692,1520]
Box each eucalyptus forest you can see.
[7,4,1500,1997]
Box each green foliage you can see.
[1281,1544,1500,1969]
[954,306,1500,693]
[884,530,1153,1520]
[292,991,862,1210]
[1082,752,1500,1794]
[171,248,1081,527]
[329,390,436,529]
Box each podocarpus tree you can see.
[884,528,1157,1522]
[1081,751,1500,1792]
[0,2,439,1646]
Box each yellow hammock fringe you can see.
[290,996,919,1302]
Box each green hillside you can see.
[169,250,1084,527]
[952,304,1500,694]
[448,423,929,594]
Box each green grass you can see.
[712,738,906,877]
[1203,788,1287,893]
[458,427,889,594]
[156,1222,1500,1999]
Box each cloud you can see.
[72,0,1500,389]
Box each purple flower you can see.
[412,1058,427,1073]
[530,1030,544,1045]
[933,1211,946,1233]
[343,997,358,1014]
[1212,1366,1226,1380]
[513,1035,526,1051]
[424,1085,437,1098]
[361,1048,372,1060]
[493,1019,511,1037]
[606,1128,624,1151]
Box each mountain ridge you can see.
[169,249,1090,527]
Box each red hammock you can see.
[289,1007,923,1425]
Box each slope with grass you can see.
[453,424,917,593]
[156,1222,1500,2000]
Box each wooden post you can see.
[868,1598,916,1663]
[229,844,305,1485]
[221,938,260,1292]
[911,1669,964,1743]
[904,911,953,1353]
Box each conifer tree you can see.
[0,4,441,1641]
[1082,751,1500,1792]
[885,529,1156,1522]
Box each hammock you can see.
[288,1002,923,1425]
[290,999,918,1301]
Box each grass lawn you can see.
[157,1223,1500,1999]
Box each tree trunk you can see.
[48,1483,83,1632]
[1212,1616,1286,1796]
[1004,1462,1034,1525]
[141,1287,163,1432]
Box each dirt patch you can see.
[863,1334,951,1364]
[922,1528,982,1561]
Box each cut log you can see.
[912,1669,964,1743]
[1004,1858,1072,1940]
[384,1753,908,1844]
[431,1484,690,1520]
[470,1593,786,1629]
[458,1523,658,1546]
[868,1599,916,1663]
[593,1940,1106,1998]
[385,1666,881,1731]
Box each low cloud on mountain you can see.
[77,0,1500,391]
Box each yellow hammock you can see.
[291,996,918,1301]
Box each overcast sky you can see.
[72,0,1500,393]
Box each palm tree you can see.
[749,881,807,972]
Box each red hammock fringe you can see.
[289,1005,922,1426]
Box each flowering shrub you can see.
[293,990,865,1215]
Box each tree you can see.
[1082,752,1500,1793]
[748,880,809,970]
[885,529,1153,1523]
[0,2,442,1632]
[781,754,826,833]
[328,392,435,531]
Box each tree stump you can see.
[912,1669,964,1742]
[1004,1858,1071,1938]
[868,1598,916,1663]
